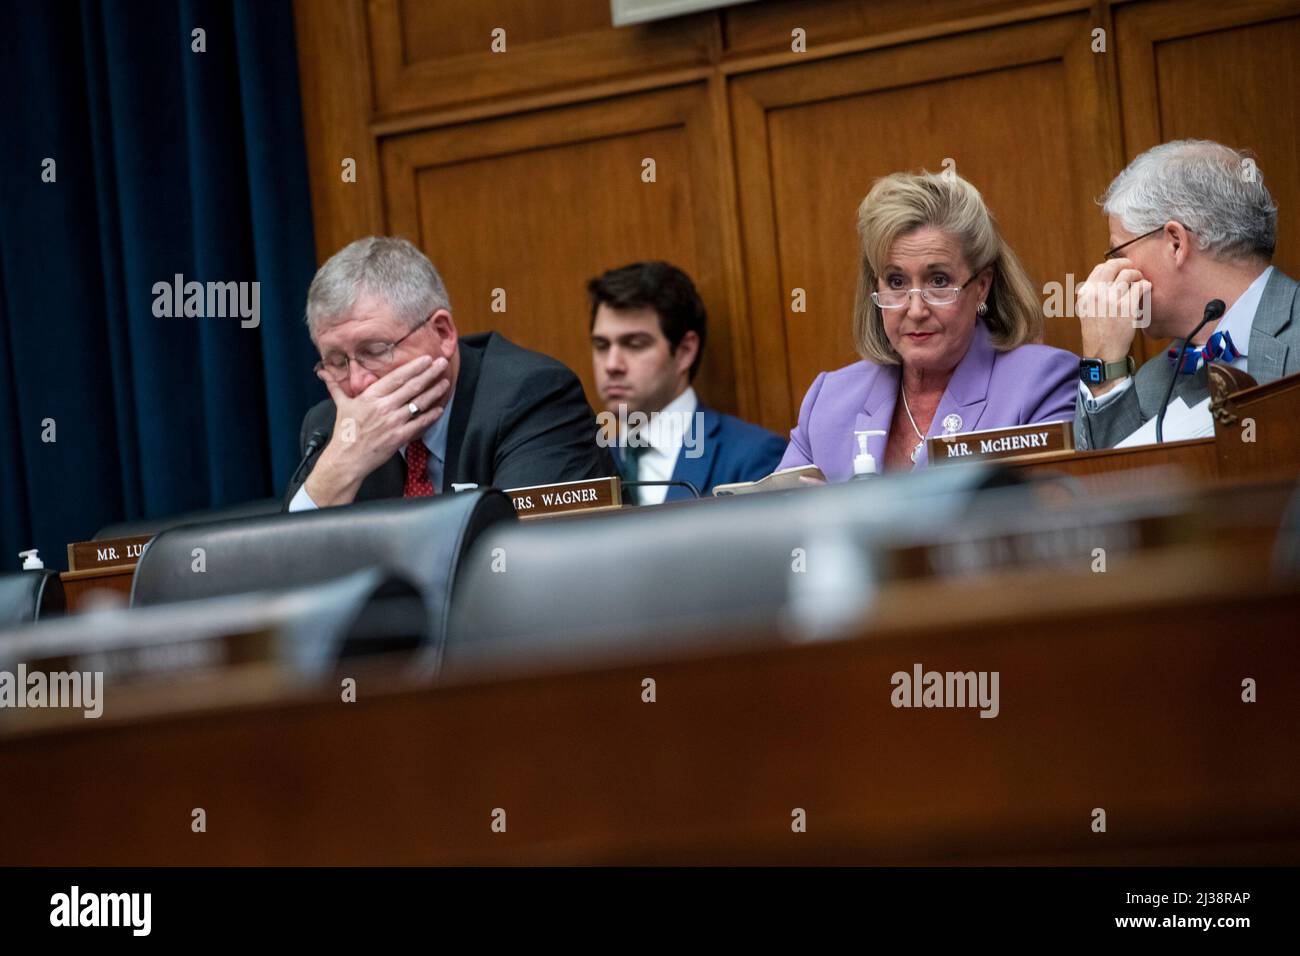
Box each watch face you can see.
[1080,360,1103,383]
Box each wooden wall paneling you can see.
[294,0,387,264]
[379,85,741,414]
[722,0,877,53]
[296,0,1300,435]
[400,0,612,59]
[1085,0,1146,367]
[721,0,1087,57]
[728,80,792,431]
[1114,0,1300,360]
[366,0,716,118]
[730,13,1113,434]
[708,72,760,423]
[1052,0,1130,349]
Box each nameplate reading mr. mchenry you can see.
[505,476,622,519]
[67,534,154,571]
[928,420,1074,466]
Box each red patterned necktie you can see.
[403,440,436,497]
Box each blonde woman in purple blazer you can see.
[778,171,1078,480]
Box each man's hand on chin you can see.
[1075,256,1150,398]
[304,354,452,506]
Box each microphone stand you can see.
[290,428,330,487]
[1156,299,1225,443]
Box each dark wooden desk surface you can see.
[2,546,1296,866]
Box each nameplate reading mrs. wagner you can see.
[928,420,1074,466]
[505,476,623,520]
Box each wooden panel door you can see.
[379,84,741,413]
[730,13,1116,433]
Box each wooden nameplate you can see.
[928,420,1073,466]
[66,534,153,572]
[60,534,154,612]
[505,476,623,520]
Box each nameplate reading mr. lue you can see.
[67,534,154,572]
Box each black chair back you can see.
[0,571,66,627]
[131,491,515,670]
[444,465,1031,681]
[93,497,284,540]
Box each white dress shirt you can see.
[1079,265,1273,415]
[288,392,455,511]
[625,386,698,506]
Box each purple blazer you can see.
[778,322,1078,480]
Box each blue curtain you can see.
[0,0,319,570]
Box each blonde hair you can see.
[852,171,1042,364]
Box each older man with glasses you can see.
[1074,140,1300,449]
[285,236,613,510]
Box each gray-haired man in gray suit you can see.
[1074,140,1299,449]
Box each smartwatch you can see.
[1079,356,1135,385]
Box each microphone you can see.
[620,479,702,503]
[290,427,330,487]
[1156,299,1226,443]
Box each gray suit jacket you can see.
[1076,267,1300,449]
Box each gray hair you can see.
[1101,140,1276,261]
[305,236,451,337]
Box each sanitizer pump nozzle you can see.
[19,549,43,570]
[852,430,886,479]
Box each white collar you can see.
[1214,265,1273,355]
[643,386,698,452]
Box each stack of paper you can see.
[1117,396,1215,447]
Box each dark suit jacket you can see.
[1076,267,1300,449]
[612,405,787,501]
[670,406,786,500]
[284,332,615,507]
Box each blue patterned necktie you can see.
[1168,330,1239,374]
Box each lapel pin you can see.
[943,413,963,434]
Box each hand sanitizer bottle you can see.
[852,430,886,479]
[19,549,44,570]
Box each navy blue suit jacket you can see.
[619,405,785,501]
